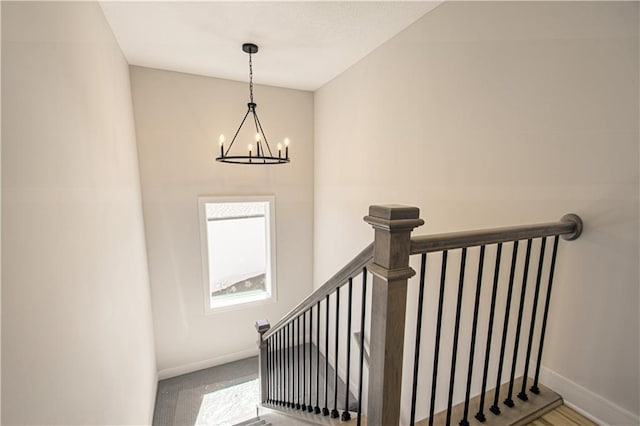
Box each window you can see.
[198,196,276,312]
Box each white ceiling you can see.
[100,1,441,91]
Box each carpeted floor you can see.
[153,357,260,426]
[152,349,358,426]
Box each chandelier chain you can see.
[249,52,254,104]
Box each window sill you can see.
[204,292,277,315]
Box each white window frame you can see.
[198,195,277,314]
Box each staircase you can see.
[252,205,583,425]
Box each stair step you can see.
[233,417,267,426]
[261,403,359,425]
[418,377,561,426]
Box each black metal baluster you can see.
[315,300,321,414]
[292,320,296,408]
[410,253,427,426]
[272,335,276,404]
[281,328,285,406]
[268,337,272,404]
[277,330,281,405]
[265,337,269,403]
[274,335,277,404]
[490,241,519,415]
[519,238,547,401]
[323,294,330,416]
[302,310,307,411]
[270,337,274,403]
[288,322,292,408]
[531,235,559,394]
[286,323,290,407]
[504,239,532,408]
[429,251,448,426]
[476,243,503,422]
[297,316,301,409]
[281,327,285,406]
[331,287,341,418]
[342,278,354,421]
[273,334,277,405]
[308,306,314,412]
[272,336,276,404]
[357,268,368,426]
[460,246,486,426]
[294,317,298,409]
[285,324,288,407]
[446,248,467,426]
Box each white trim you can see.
[540,366,639,426]
[197,195,278,315]
[157,347,259,380]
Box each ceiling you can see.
[100,1,441,91]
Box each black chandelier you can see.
[216,43,290,165]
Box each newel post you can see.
[364,205,424,425]
[255,319,271,403]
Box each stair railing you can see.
[257,241,374,422]
[255,205,582,425]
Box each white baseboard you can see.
[157,347,259,380]
[540,366,639,426]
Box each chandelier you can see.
[216,43,290,165]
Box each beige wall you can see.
[2,2,157,424]
[315,2,638,424]
[130,66,314,376]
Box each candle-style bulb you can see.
[284,137,290,147]
[277,143,283,150]
[255,133,261,142]
[248,144,253,152]
[218,135,225,157]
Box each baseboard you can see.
[157,347,259,380]
[540,366,639,426]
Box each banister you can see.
[410,213,582,255]
[263,242,373,339]
[257,206,585,424]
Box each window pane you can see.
[203,200,272,309]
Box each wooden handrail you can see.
[263,214,582,339]
[410,214,582,255]
[263,243,373,339]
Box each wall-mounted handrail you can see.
[263,243,373,340]
[410,214,582,255]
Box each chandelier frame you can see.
[216,43,290,165]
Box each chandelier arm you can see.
[254,111,275,157]
[250,109,266,163]
[251,108,261,135]
[225,107,252,156]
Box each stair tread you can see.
[233,417,265,426]
[261,403,360,425]
[416,377,561,426]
